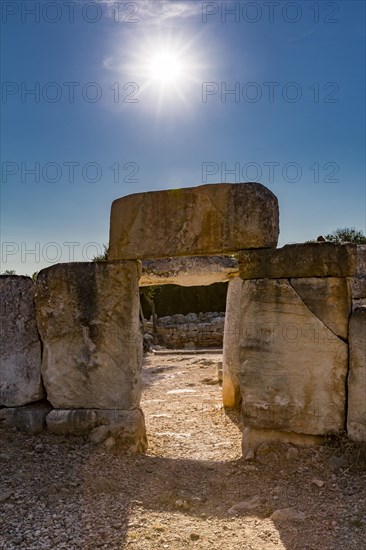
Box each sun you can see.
[147,50,184,84]
[111,33,208,114]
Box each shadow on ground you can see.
[1,422,365,549]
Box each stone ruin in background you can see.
[1,182,365,454]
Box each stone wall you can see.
[145,312,225,349]
[0,276,43,407]
[1,184,366,453]
[0,263,147,453]
[1,245,366,452]
[222,243,366,452]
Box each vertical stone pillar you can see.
[0,276,43,407]
[347,307,366,441]
[222,277,242,408]
[34,261,147,452]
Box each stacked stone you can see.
[2,182,365,456]
[34,261,147,453]
[222,243,366,453]
[1,183,277,453]
[0,263,147,453]
[146,312,225,349]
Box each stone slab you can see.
[140,255,239,287]
[109,182,279,259]
[239,243,366,279]
[34,261,142,409]
[222,278,242,408]
[347,307,366,441]
[46,408,147,452]
[0,402,52,434]
[0,276,44,406]
[242,427,325,457]
[239,279,348,435]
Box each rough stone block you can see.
[290,278,351,340]
[109,182,279,259]
[239,243,366,279]
[34,261,142,409]
[140,256,239,286]
[348,276,366,299]
[242,427,324,457]
[222,278,242,408]
[0,276,44,406]
[347,307,366,441]
[0,401,52,434]
[348,276,366,312]
[46,408,147,453]
[239,279,348,435]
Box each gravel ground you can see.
[1,352,365,549]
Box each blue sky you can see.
[1,0,365,274]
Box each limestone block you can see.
[290,278,351,340]
[0,402,52,434]
[242,427,324,457]
[239,243,366,279]
[34,261,142,409]
[348,276,366,311]
[222,278,242,408]
[352,298,366,311]
[239,279,348,435]
[46,408,147,453]
[348,276,366,299]
[0,276,44,406]
[347,308,366,441]
[140,256,239,286]
[109,182,279,259]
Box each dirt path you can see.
[142,352,241,461]
[1,352,365,549]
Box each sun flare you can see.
[148,50,184,84]
[115,33,208,114]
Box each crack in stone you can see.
[288,279,347,343]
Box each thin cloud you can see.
[99,0,202,22]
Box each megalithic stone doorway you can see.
[5,183,365,453]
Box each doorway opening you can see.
[138,279,242,462]
[139,282,227,352]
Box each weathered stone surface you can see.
[0,276,44,407]
[242,427,324,457]
[148,312,225,349]
[239,243,366,279]
[239,279,348,435]
[347,308,366,441]
[348,276,366,299]
[290,278,351,340]
[222,278,242,408]
[46,408,147,452]
[352,298,366,311]
[140,256,239,286]
[0,401,52,434]
[348,276,366,311]
[109,182,279,260]
[34,261,142,409]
